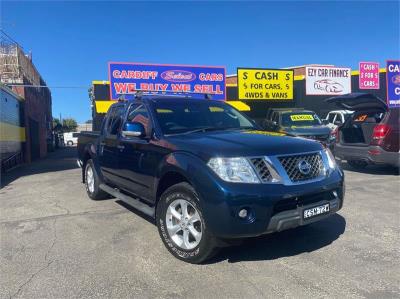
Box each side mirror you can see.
[122,122,145,138]
[322,119,329,125]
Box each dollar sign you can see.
[243,83,248,89]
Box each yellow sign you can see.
[237,68,293,100]
[245,130,286,136]
[290,114,314,121]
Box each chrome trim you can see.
[247,150,329,186]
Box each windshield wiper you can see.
[167,126,255,136]
[181,127,221,134]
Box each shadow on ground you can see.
[338,160,399,176]
[0,147,79,189]
[208,214,346,264]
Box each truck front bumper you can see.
[265,196,341,233]
[195,169,345,239]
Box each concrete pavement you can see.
[1,147,399,298]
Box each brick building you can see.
[1,34,52,165]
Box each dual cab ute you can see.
[77,94,345,263]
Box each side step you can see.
[99,184,155,218]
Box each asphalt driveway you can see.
[1,148,399,298]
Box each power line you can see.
[5,84,89,89]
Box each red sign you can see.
[359,62,379,89]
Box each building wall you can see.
[11,78,52,162]
[0,85,25,161]
[227,70,388,122]
[1,42,53,164]
[90,68,389,129]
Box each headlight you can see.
[207,157,260,183]
[324,148,337,170]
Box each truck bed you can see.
[77,131,100,161]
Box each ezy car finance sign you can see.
[306,66,351,96]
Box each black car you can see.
[77,95,344,263]
[263,108,335,148]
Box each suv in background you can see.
[324,110,354,130]
[327,93,399,169]
[263,108,335,149]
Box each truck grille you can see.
[250,158,272,182]
[278,153,324,182]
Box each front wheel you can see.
[156,182,218,264]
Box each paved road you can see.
[1,148,399,298]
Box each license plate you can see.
[303,203,330,219]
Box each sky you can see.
[2,1,399,123]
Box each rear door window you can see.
[105,106,125,136]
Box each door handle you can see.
[117,145,125,150]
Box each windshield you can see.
[281,112,322,127]
[152,100,256,135]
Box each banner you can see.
[108,62,226,100]
[386,60,400,108]
[359,62,379,89]
[237,68,293,100]
[305,66,351,95]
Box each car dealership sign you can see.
[237,68,293,100]
[359,62,379,89]
[386,60,400,108]
[108,62,226,100]
[305,66,351,96]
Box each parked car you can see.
[77,95,344,263]
[326,93,399,169]
[324,110,354,130]
[263,108,335,149]
[64,132,78,146]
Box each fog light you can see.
[332,190,338,198]
[238,209,248,218]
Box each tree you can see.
[52,118,62,132]
[62,118,78,132]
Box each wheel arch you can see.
[156,171,191,203]
[81,144,102,183]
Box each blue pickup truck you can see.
[77,94,345,263]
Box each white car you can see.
[63,132,78,146]
[324,110,354,130]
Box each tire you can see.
[156,182,218,264]
[67,141,73,146]
[347,159,368,170]
[84,159,108,200]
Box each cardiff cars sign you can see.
[108,62,226,100]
